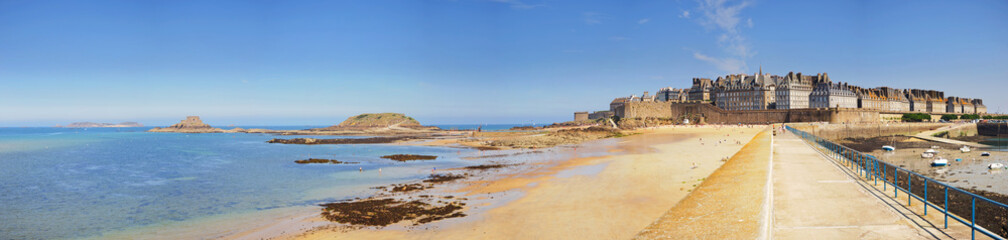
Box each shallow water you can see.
[0,127,492,239]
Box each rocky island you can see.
[62,122,143,128]
[148,116,229,133]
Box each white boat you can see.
[931,158,949,167]
[925,149,937,153]
[921,152,935,158]
[981,152,991,157]
[882,145,895,151]
[931,146,941,149]
[960,146,971,153]
[991,163,1005,169]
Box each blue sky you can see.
[1,0,1006,126]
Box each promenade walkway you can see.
[773,130,946,239]
[636,129,984,239]
[913,123,992,148]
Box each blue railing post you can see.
[895,168,898,198]
[873,158,877,185]
[924,178,928,216]
[944,186,948,229]
[971,196,976,240]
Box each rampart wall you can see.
[978,122,1008,137]
[619,102,879,124]
[787,122,949,140]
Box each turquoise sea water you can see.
[0,126,512,239]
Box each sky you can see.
[1,0,1007,126]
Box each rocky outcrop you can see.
[148,116,227,133]
[63,122,144,128]
[311,113,440,132]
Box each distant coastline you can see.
[60,122,143,128]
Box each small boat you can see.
[882,145,895,151]
[921,152,935,158]
[931,146,941,149]
[981,152,991,157]
[990,163,1005,169]
[955,158,962,162]
[931,158,949,167]
[960,146,971,153]
[925,149,937,153]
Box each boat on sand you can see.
[931,157,949,167]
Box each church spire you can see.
[758,64,762,76]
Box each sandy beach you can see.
[241,125,765,239]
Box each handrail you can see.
[785,125,1007,240]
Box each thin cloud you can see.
[693,52,745,73]
[691,0,753,73]
[488,0,544,9]
[638,18,650,24]
[583,12,602,25]
[609,36,629,41]
[680,10,691,18]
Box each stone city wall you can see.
[619,102,878,124]
[787,122,949,140]
[978,122,1008,137]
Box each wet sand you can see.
[277,125,763,239]
[869,147,1008,195]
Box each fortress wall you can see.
[788,122,949,140]
[978,122,1008,137]
[621,102,878,125]
[621,101,674,119]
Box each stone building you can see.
[574,112,589,121]
[810,80,857,108]
[879,87,910,112]
[946,97,964,114]
[774,72,814,109]
[588,111,614,120]
[852,86,908,112]
[656,87,688,102]
[610,97,630,112]
[852,86,883,110]
[688,78,715,103]
[972,99,987,114]
[905,89,945,113]
[961,98,975,114]
[925,90,946,113]
[714,69,778,111]
[906,89,928,112]
[640,91,655,102]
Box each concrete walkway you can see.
[634,129,989,239]
[913,123,992,148]
[772,130,982,239]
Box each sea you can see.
[0,125,520,239]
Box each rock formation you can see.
[148,116,227,133]
[312,113,439,131]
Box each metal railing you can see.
[785,125,1008,240]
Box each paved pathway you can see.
[772,130,982,239]
[635,129,989,239]
[913,123,992,148]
